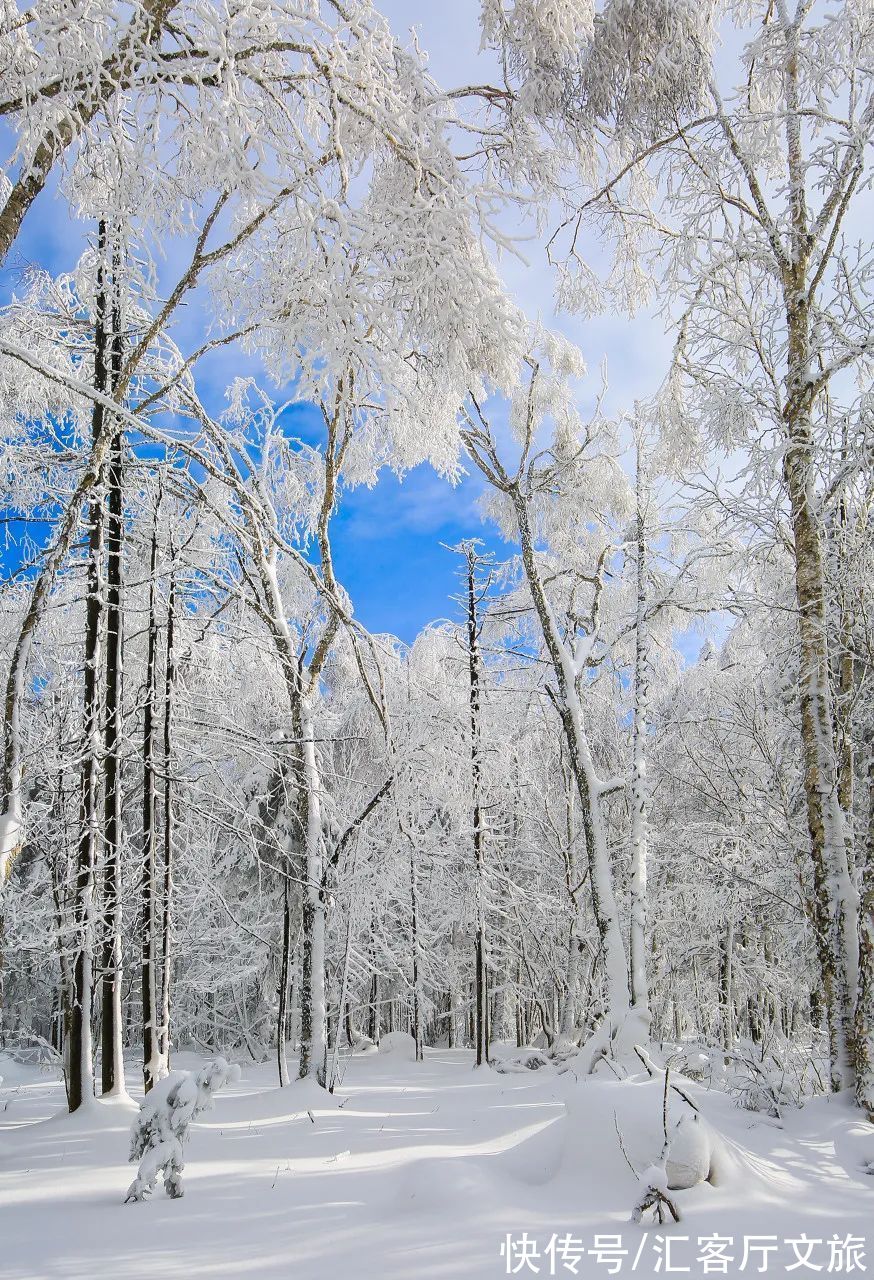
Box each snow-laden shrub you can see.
[493,1049,553,1074]
[674,1038,823,1118]
[348,1030,378,1055]
[125,1057,240,1202]
[2,1031,61,1070]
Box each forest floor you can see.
[1,1037,873,1280]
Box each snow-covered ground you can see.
[1,1039,872,1280]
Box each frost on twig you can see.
[125,1057,240,1203]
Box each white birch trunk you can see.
[558,917,582,1041]
[298,695,327,1085]
[854,749,874,1116]
[510,492,635,1049]
[779,19,859,1094]
[629,444,651,1024]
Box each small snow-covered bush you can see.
[676,1037,823,1117]
[348,1030,378,1055]
[125,1057,240,1203]
[493,1050,553,1074]
[2,1031,61,1070]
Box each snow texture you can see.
[1,1047,872,1279]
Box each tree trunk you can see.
[511,490,633,1037]
[719,917,734,1054]
[409,840,423,1063]
[100,240,125,1096]
[559,922,582,1041]
[277,878,293,1087]
[783,393,858,1091]
[140,515,161,1093]
[462,545,489,1066]
[367,925,381,1046]
[297,696,327,1085]
[854,747,874,1116]
[629,437,651,1023]
[780,30,858,1094]
[158,567,175,1072]
[69,230,111,1113]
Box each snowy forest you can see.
[0,2,872,1277]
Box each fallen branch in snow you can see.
[633,1165,681,1225]
[619,1053,727,1226]
[630,1066,682,1225]
[632,1047,724,1193]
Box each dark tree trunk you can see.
[461,543,489,1066]
[100,239,124,1095]
[141,512,160,1092]
[409,842,423,1062]
[158,566,175,1070]
[69,224,110,1113]
[367,924,380,1046]
[277,877,292,1086]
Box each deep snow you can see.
[1,1041,872,1279]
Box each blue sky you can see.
[0,6,682,648]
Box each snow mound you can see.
[666,1111,714,1189]
[556,1071,739,1203]
[378,1031,418,1061]
[274,1076,344,1114]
